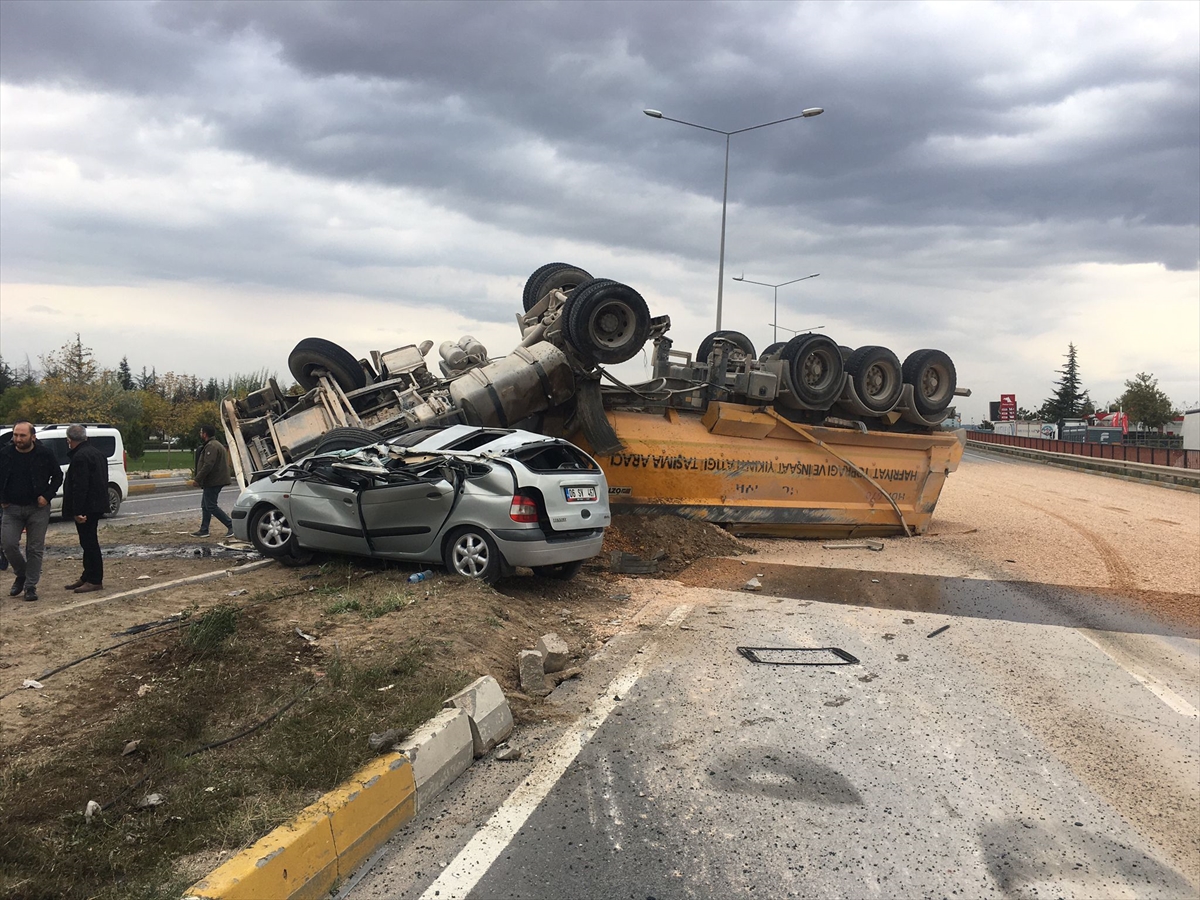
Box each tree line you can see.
[1020,342,1179,429]
[0,335,277,458]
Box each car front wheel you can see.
[250,505,301,557]
[444,527,503,583]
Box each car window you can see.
[39,437,70,466]
[440,430,509,451]
[511,443,598,472]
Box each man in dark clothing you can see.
[62,424,109,593]
[192,424,233,538]
[0,421,63,601]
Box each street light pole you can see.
[643,107,824,331]
[731,272,820,343]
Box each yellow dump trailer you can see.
[577,403,965,538]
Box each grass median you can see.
[0,577,471,900]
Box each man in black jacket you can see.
[0,421,63,601]
[62,424,109,593]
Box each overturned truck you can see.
[222,263,967,538]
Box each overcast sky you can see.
[1,0,1197,422]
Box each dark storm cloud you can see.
[2,0,1197,287]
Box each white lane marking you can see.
[418,604,692,900]
[1077,631,1199,719]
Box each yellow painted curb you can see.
[127,483,158,495]
[185,753,416,900]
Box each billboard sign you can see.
[998,394,1017,422]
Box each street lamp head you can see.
[802,108,824,117]
[732,274,744,281]
[643,109,663,118]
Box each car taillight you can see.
[509,493,539,523]
[123,450,128,470]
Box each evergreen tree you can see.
[136,366,157,392]
[118,356,134,390]
[1038,343,1091,421]
[0,356,13,398]
[1119,372,1175,431]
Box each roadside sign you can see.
[999,394,1016,422]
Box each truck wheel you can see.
[444,526,503,583]
[289,338,367,393]
[314,427,381,454]
[564,279,651,365]
[696,330,756,363]
[760,342,787,360]
[523,263,593,312]
[902,349,957,416]
[846,345,904,413]
[782,334,844,408]
[107,485,122,517]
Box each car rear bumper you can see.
[491,527,605,567]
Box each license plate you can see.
[563,486,597,502]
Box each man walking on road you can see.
[62,424,109,593]
[192,424,233,538]
[0,421,63,601]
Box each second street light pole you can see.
[643,107,823,331]
[732,272,820,343]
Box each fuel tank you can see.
[575,402,965,538]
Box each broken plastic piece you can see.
[737,646,860,666]
[22,679,43,690]
[821,539,885,551]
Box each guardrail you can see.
[968,431,1199,469]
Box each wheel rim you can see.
[801,349,836,390]
[588,301,637,350]
[452,533,490,577]
[108,487,120,515]
[921,364,949,404]
[256,509,292,551]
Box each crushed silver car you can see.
[230,425,609,582]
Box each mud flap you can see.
[574,378,623,455]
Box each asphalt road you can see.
[344,478,1198,899]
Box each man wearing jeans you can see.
[192,424,233,538]
[62,424,109,593]
[0,421,64,601]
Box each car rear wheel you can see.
[444,526,503,583]
[532,559,586,581]
[107,485,122,517]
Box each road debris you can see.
[368,727,407,751]
[122,740,141,757]
[743,578,762,591]
[927,624,950,638]
[295,627,316,642]
[495,743,522,761]
[22,679,43,690]
[137,793,164,809]
[609,551,659,574]
[822,539,885,551]
[84,800,101,823]
[737,646,860,666]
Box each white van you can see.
[0,424,130,516]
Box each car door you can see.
[358,469,457,556]
[287,477,372,556]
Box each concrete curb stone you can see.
[445,675,514,757]
[185,685,511,898]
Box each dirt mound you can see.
[602,513,752,574]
